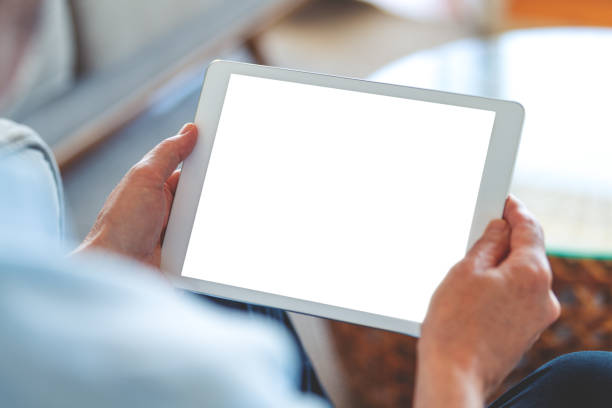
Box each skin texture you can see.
[74,123,198,267]
[415,196,561,407]
[76,123,558,406]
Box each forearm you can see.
[414,342,486,408]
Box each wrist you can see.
[415,338,486,408]
[72,227,111,255]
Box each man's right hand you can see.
[414,196,561,407]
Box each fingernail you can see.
[179,123,195,135]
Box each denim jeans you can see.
[203,296,329,401]
[490,351,612,407]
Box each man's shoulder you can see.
[0,118,52,158]
[0,118,40,147]
[0,248,319,406]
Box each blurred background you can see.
[5,0,612,255]
[3,0,612,406]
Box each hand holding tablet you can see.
[161,60,524,336]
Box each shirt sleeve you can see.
[0,247,329,408]
[0,119,64,243]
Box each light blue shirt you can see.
[0,120,327,407]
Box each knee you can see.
[533,351,612,402]
[492,352,612,407]
[540,351,612,383]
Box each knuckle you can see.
[159,140,182,164]
[549,296,562,321]
[127,159,162,184]
[521,214,538,232]
[540,292,562,327]
[531,254,550,274]
[456,257,477,275]
[536,222,545,240]
[160,137,182,157]
[536,257,553,284]
[129,161,151,176]
[158,138,176,151]
[530,265,551,289]
[514,256,552,290]
[533,227,546,247]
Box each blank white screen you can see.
[182,74,495,323]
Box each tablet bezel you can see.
[161,60,524,336]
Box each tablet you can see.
[161,60,523,336]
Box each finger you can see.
[502,195,549,276]
[466,218,510,268]
[166,169,181,196]
[503,195,545,253]
[139,123,198,184]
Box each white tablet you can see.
[161,60,523,336]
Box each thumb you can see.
[466,219,510,269]
[138,123,198,184]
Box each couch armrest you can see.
[18,0,307,170]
